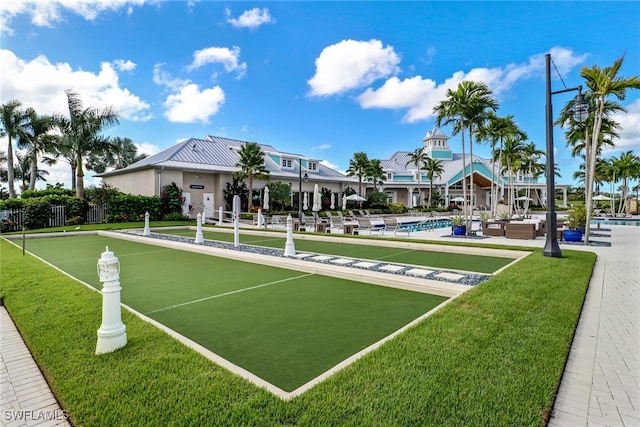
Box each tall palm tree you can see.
[423,157,444,208]
[18,108,58,190]
[476,112,520,217]
[233,142,269,209]
[13,151,52,191]
[366,159,385,191]
[518,142,545,215]
[581,55,640,244]
[0,150,8,183]
[0,100,30,198]
[54,90,119,198]
[497,134,527,215]
[610,151,640,215]
[405,148,429,207]
[434,80,498,233]
[346,151,370,196]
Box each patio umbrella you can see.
[345,194,367,202]
[451,196,465,202]
[330,193,335,210]
[303,192,308,210]
[592,194,612,201]
[342,195,347,210]
[515,196,534,201]
[312,184,321,212]
[412,195,417,208]
[263,186,269,210]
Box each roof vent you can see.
[191,142,197,151]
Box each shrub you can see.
[161,182,185,216]
[1,217,19,233]
[109,194,162,221]
[161,212,190,221]
[0,198,25,210]
[387,202,407,214]
[65,197,89,224]
[20,188,75,199]
[566,205,587,229]
[367,192,388,208]
[23,199,52,230]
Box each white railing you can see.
[1,203,110,230]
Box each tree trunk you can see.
[584,101,605,245]
[469,128,475,226]
[460,129,468,235]
[29,150,37,190]
[7,137,16,198]
[76,156,85,199]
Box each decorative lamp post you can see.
[544,53,590,257]
[298,158,309,222]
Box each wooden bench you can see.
[482,221,505,236]
[504,222,537,240]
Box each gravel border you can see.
[120,230,490,287]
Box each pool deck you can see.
[1,221,639,425]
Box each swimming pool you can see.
[591,218,640,227]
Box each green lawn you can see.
[1,232,596,426]
[161,228,514,274]
[23,234,446,392]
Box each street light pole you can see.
[544,53,588,257]
[298,158,308,222]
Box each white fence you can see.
[1,204,109,229]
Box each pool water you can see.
[591,218,640,227]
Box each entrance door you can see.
[182,192,191,217]
[203,193,214,219]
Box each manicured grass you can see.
[0,220,196,235]
[162,229,514,273]
[1,236,595,426]
[23,234,446,391]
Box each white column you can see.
[218,206,223,226]
[142,211,150,236]
[233,195,240,248]
[96,246,127,355]
[195,213,204,243]
[284,215,296,256]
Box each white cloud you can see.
[0,49,151,121]
[163,83,225,124]
[188,46,247,78]
[153,64,225,123]
[113,59,136,72]
[225,7,274,30]
[135,142,161,157]
[356,46,588,123]
[307,39,401,97]
[1,0,148,34]
[320,159,340,171]
[606,98,640,152]
[313,144,331,150]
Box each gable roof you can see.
[99,135,349,182]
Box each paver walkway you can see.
[1,222,638,426]
[0,308,71,427]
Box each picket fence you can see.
[1,204,109,229]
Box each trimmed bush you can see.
[65,197,89,224]
[23,198,52,230]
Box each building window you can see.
[282,158,292,168]
[386,172,393,180]
[308,162,317,171]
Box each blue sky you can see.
[1,1,639,190]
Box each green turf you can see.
[24,234,447,391]
[161,229,513,273]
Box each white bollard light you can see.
[284,214,296,256]
[195,212,204,243]
[218,207,223,226]
[142,211,151,236]
[96,246,127,355]
[257,208,263,228]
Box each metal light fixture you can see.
[298,158,309,222]
[544,53,589,257]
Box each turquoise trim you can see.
[428,150,453,160]
[447,163,504,186]
[392,175,415,182]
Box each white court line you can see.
[145,272,314,315]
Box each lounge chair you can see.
[382,217,411,237]
[357,217,383,236]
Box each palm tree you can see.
[13,151,52,191]
[423,157,444,208]
[0,150,8,182]
[55,90,119,198]
[405,148,429,207]
[610,151,640,215]
[18,108,58,191]
[0,100,30,198]
[434,81,498,233]
[581,55,640,244]
[233,142,269,209]
[497,134,527,216]
[87,136,148,173]
[518,142,545,215]
[476,112,520,217]
[346,151,370,196]
[366,159,385,191]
